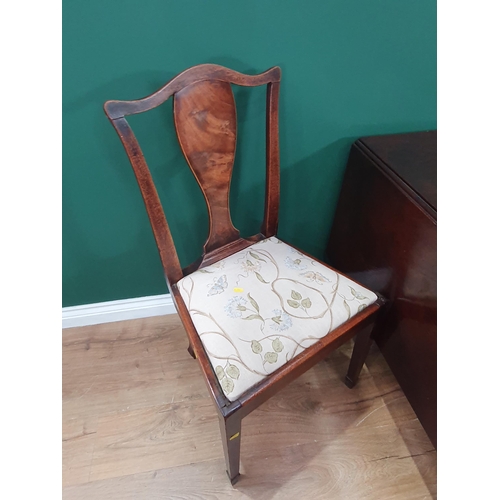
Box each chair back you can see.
[104,64,281,285]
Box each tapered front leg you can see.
[345,322,375,388]
[218,411,242,485]
[187,343,196,359]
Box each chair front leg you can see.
[218,411,242,485]
[345,322,375,388]
[187,343,196,359]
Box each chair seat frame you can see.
[104,64,383,484]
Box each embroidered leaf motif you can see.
[246,260,253,266]
[221,376,234,394]
[251,340,263,354]
[358,303,367,312]
[272,338,284,353]
[226,364,240,380]
[287,299,300,308]
[249,251,266,262]
[350,286,368,300]
[215,366,225,381]
[301,298,312,309]
[314,272,330,284]
[237,305,247,311]
[264,352,278,364]
[272,316,282,324]
[301,271,315,281]
[343,300,351,319]
[242,314,262,321]
[248,293,260,312]
[198,269,212,273]
[255,272,269,283]
[291,290,302,300]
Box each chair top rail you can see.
[104,64,281,120]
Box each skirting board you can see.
[62,294,176,329]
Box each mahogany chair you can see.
[104,64,384,484]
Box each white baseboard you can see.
[62,293,176,329]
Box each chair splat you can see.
[174,79,240,253]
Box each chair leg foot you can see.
[345,322,375,388]
[227,471,241,485]
[218,412,241,484]
[344,375,356,389]
[187,343,196,359]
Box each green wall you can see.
[63,0,436,307]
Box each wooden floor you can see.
[62,314,436,499]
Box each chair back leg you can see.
[345,321,376,388]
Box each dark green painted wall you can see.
[63,0,436,307]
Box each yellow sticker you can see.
[229,432,240,440]
[233,287,244,293]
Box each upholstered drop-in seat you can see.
[177,237,377,401]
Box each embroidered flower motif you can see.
[285,256,307,271]
[300,271,331,285]
[269,309,292,331]
[241,259,261,273]
[225,296,248,318]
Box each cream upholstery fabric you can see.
[177,237,377,402]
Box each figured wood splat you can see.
[174,80,239,254]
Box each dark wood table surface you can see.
[326,131,437,447]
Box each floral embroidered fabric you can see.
[177,237,377,401]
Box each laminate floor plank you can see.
[62,316,209,421]
[62,415,98,487]
[62,314,436,498]
[89,399,222,482]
